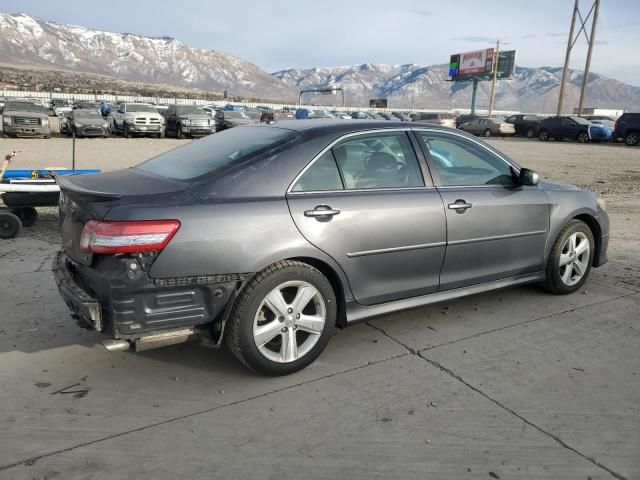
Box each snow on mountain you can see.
[273,63,640,113]
[1,12,638,112]
[0,12,296,101]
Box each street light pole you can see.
[488,39,500,117]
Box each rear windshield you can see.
[5,101,45,113]
[136,126,297,180]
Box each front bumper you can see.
[180,126,214,136]
[76,126,109,136]
[52,250,236,339]
[4,125,51,137]
[128,125,164,133]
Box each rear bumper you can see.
[52,250,237,338]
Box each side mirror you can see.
[519,168,539,186]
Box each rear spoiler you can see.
[57,175,123,202]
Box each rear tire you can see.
[526,127,535,138]
[541,219,594,295]
[11,207,38,227]
[539,130,549,141]
[484,129,492,138]
[227,260,336,376]
[624,131,639,146]
[0,212,22,239]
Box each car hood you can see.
[538,179,580,191]
[4,110,48,118]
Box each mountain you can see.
[1,12,637,112]
[274,64,640,113]
[0,12,296,101]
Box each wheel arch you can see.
[572,213,602,267]
[289,256,348,327]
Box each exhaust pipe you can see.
[134,328,197,352]
[102,338,130,352]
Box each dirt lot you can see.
[0,132,639,479]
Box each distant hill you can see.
[1,12,638,112]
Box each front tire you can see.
[124,123,132,138]
[542,219,594,294]
[177,126,185,139]
[624,131,639,146]
[539,130,549,141]
[227,260,337,376]
[526,127,535,138]
[484,129,492,138]
[577,131,589,143]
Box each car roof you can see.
[261,119,455,135]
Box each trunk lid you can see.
[58,169,189,265]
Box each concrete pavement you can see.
[0,210,638,480]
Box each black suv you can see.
[613,113,640,146]
[504,114,542,138]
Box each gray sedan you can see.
[458,117,516,137]
[53,121,609,375]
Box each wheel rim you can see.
[578,133,588,143]
[559,232,590,286]
[540,131,548,140]
[626,133,638,145]
[253,280,326,363]
[485,130,491,137]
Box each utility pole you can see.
[558,0,579,115]
[577,0,600,116]
[487,39,500,117]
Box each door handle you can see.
[448,199,472,212]
[304,205,341,219]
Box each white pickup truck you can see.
[111,103,165,138]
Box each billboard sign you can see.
[449,49,516,81]
[459,48,494,76]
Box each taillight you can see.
[80,220,180,254]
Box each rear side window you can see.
[291,151,343,192]
[137,127,296,180]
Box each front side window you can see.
[291,151,343,192]
[332,132,424,189]
[417,131,516,187]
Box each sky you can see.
[2,0,639,86]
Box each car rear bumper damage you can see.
[52,250,244,352]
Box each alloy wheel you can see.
[558,231,590,286]
[252,280,326,363]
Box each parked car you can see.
[391,111,412,122]
[503,114,542,138]
[51,99,73,117]
[111,102,165,138]
[99,101,119,117]
[213,109,254,131]
[455,114,479,128]
[412,112,456,128]
[538,116,611,143]
[53,121,609,375]
[66,109,110,138]
[583,115,616,131]
[350,111,374,119]
[163,105,214,138]
[329,110,351,120]
[2,99,51,138]
[457,117,515,137]
[613,112,640,146]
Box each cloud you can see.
[547,32,566,37]
[452,35,496,43]
[521,34,536,39]
[409,9,432,18]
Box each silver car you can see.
[458,117,516,137]
[53,121,609,375]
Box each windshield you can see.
[571,116,591,126]
[5,102,45,113]
[74,111,103,120]
[136,126,297,180]
[176,105,203,115]
[126,104,157,113]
